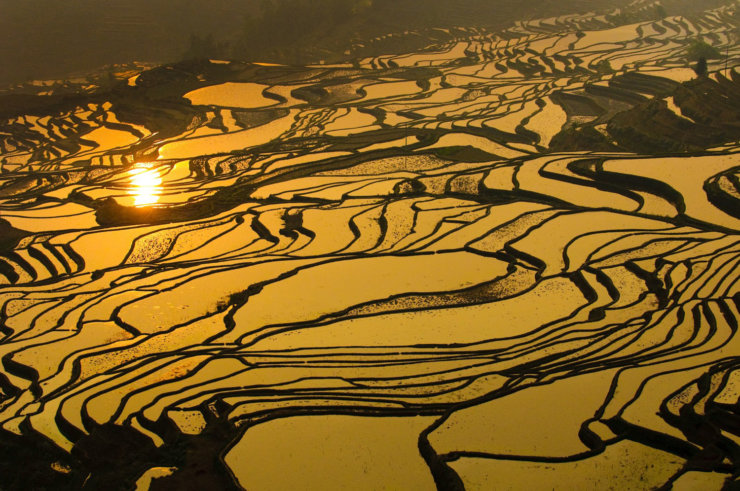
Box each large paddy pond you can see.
[0,3,739,490]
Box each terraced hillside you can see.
[0,1,739,489]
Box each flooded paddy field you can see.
[0,1,739,489]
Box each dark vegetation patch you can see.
[687,37,724,61]
[551,70,740,154]
[550,125,620,152]
[608,72,740,153]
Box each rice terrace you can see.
[0,0,739,489]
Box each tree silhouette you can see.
[694,56,708,77]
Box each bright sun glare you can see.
[129,166,162,206]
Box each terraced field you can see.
[0,2,739,489]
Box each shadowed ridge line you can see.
[419,414,466,491]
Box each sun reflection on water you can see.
[128,165,162,206]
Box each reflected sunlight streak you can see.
[129,166,162,206]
